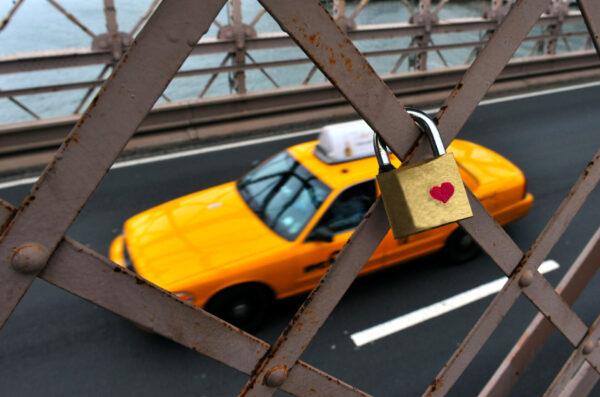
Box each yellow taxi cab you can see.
[110,119,533,330]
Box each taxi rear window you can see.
[237,151,331,241]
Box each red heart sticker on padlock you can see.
[430,182,454,203]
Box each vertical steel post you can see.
[103,0,122,61]
[229,0,247,94]
[333,0,346,20]
[415,0,431,70]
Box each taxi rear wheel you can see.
[443,227,481,264]
[205,284,273,332]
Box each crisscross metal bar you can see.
[482,226,600,396]
[239,0,564,395]
[558,362,600,397]
[0,0,227,329]
[579,0,600,53]
[544,315,600,397]
[1,2,599,396]
[0,199,370,397]
[423,148,600,396]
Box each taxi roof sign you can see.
[314,120,378,164]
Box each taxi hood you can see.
[123,182,286,287]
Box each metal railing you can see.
[0,0,599,396]
[0,0,595,124]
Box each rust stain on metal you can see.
[429,378,444,393]
[341,54,354,73]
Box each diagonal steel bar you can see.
[240,1,553,394]
[407,0,553,276]
[423,148,600,396]
[520,271,588,346]
[241,196,391,396]
[544,315,600,397]
[578,0,600,54]
[558,362,600,397]
[46,0,96,38]
[423,274,523,396]
[44,240,371,397]
[7,96,40,119]
[258,0,420,159]
[432,0,551,148]
[0,0,25,33]
[0,199,369,397]
[240,0,423,393]
[460,189,522,275]
[0,0,227,329]
[481,226,600,397]
[129,0,161,37]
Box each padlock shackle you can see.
[373,134,394,173]
[406,108,446,157]
[373,108,446,174]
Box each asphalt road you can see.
[0,85,599,397]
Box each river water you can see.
[0,0,585,124]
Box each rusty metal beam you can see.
[0,0,227,329]
[239,0,424,393]
[579,0,600,55]
[423,148,600,396]
[0,199,370,397]
[481,226,600,397]
[558,362,600,397]
[403,0,555,279]
[544,315,600,397]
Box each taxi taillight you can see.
[175,292,194,303]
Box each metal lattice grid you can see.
[0,0,599,396]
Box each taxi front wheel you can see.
[443,227,481,264]
[205,284,273,332]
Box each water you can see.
[0,0,588,124]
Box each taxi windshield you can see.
[237,151,331,241]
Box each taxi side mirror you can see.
[306,226,334,243]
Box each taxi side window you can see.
[316,180,376,233]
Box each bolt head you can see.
[11,243,50,273]
[519,270,534,287]
[582,340,597,355]
[265,366,288,388]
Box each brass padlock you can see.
[374,109,473,239]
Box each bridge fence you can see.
[1,0,600,396]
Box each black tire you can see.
[443,227,481,264]
[205,284,273,332]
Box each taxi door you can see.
[291,180,387,293]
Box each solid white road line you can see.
[350,259,560,347]
[2,80,600,191]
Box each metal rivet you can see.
[265,366,288,388]
[11,243,50,274]
[582,340,597,355]
[519,270,534,287]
